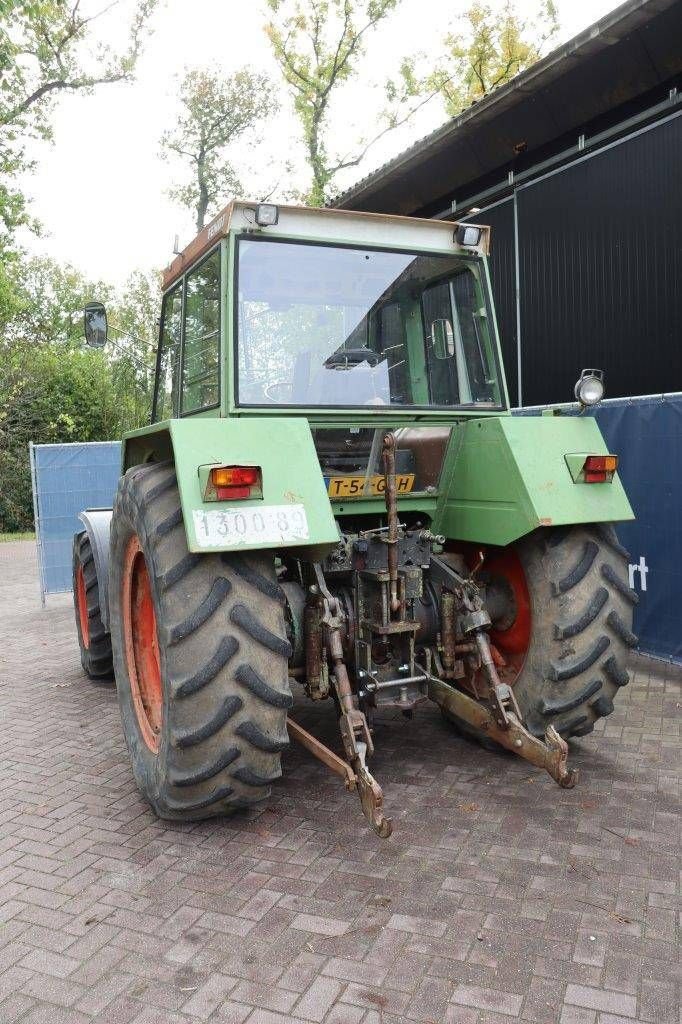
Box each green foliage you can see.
[161,66,277,230]
[0,255,161,532]
[0,0,157,254]
[265,0,400,205]
[393,0,558,117]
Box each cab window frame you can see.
[152,243,223,423]
[152,280,184,423]
[180,245,222,416]
[232,233,507,413]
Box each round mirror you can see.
[84,301,108,349]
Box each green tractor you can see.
[73,201,636,837]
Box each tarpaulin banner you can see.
[30,442,122,599]
[517,394,682,665]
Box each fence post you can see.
[29,442,46,608]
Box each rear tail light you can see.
[207,465,262,501]
[583,454,618,483]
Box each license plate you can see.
[193,504,309,548]
[326,474,415,498]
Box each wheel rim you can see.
[75,563,90,649]
[485,548,532,686]
[122,535,162,753]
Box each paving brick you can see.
[231,980,297,1013]
[212,1000,251,1024]
[340,981,411,1016]
[74,971,133,1015]
[20,972,87,1008]
[564,985,638,1017]
[387,913,447,937]
[450,983,524,1017]
[0,993,35,1022]
[290,914,349,936]
[181,974,239,1019]
[559,1008,596,1024]
[19,948,80,978]
[0,541,679,1024]
[293,975,344,1021]
[321,957,388,987]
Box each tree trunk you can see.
[196,146,209,230]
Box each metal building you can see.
[336,0,682,407]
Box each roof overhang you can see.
[334,0,682,216]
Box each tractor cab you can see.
[151,201,508,519]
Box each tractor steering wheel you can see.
[262,379,292,403]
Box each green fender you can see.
[433,414,634,547]
[122,417,339,557]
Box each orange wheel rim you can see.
[451,543,532,689]
[122,535,163,753]
[486,548,532,686]
[76,563,90,649]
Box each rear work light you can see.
[583,454,618,483]
[205,465,262,501]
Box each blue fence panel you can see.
[32,442,122,596]
[517,394,682,665]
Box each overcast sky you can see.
[19,0,622,286]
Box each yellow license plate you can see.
[326,473,415,498]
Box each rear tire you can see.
[108,462,292,821]
[443,523,637,742]
[72,532,113,681]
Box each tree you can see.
[0,254,161,530]
[394,0,558,118]
[0,0,157,269]
[265,0,404,206]
[161,66,278,231]
[2,255,115,349]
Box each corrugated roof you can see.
[334,0,682,215]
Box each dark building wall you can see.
[470,110,682,406]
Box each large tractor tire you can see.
[73,531,114,681]
[445,523,638,742]
[108,462,292,821]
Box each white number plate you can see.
[193,504,309,548]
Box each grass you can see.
[0,532,35,543]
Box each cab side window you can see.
[181,249,221,413]
[154,284,182,421]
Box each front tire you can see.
[72,532,113,681]
[108,462,292,821]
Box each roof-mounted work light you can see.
[454,223,482,247]
[255,203,279,227]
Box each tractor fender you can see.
[122,417,340,558]
[434,414,634,547]
[77,508,113,631]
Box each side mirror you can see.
[431,318,455,359]
[84,301,108,349]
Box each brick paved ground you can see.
[0,540,679,1024]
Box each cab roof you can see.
[161,200,490,292]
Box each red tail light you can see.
[583,455,618,483]
[209,466,261,501]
